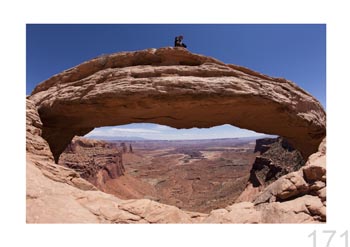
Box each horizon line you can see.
[85,134,277,142]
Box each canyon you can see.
[26,47,326,223]
[59,136,306,214]
[59,137,256,213]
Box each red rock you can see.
[253,171,309,204]
[29,47,325,163]
[303,138,326,182]
[59,136,125,188]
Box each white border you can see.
[1,0,349,247]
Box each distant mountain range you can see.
[86,135,277,142]
[86,136,148,141]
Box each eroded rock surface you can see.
[251,138,327,221]
[59,136,125,188]
[29,47,325,162]
[236,137,305,202]
[250,137,305,187]
[206,139,327,223]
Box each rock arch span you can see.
[29,47,326,163]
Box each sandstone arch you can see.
[29,47,326,163]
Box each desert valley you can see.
[60,137,257,213]
[58,135,305,214]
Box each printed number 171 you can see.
[308,230,348,247]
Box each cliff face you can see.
[29,47,325,163]
[26,48,326,223]
[26,99,96,191]
[207,138,326,223]
[250,137,305,187]
[236,137,305,203]
[59,136,125,188]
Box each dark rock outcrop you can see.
[249,137,305,187]
[254,138,278,153]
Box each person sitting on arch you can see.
[174,35,187,48]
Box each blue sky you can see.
[26,24,326,140]
[85,123,268,140]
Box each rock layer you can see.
[29,47,326,162]
[59,136,125,188]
